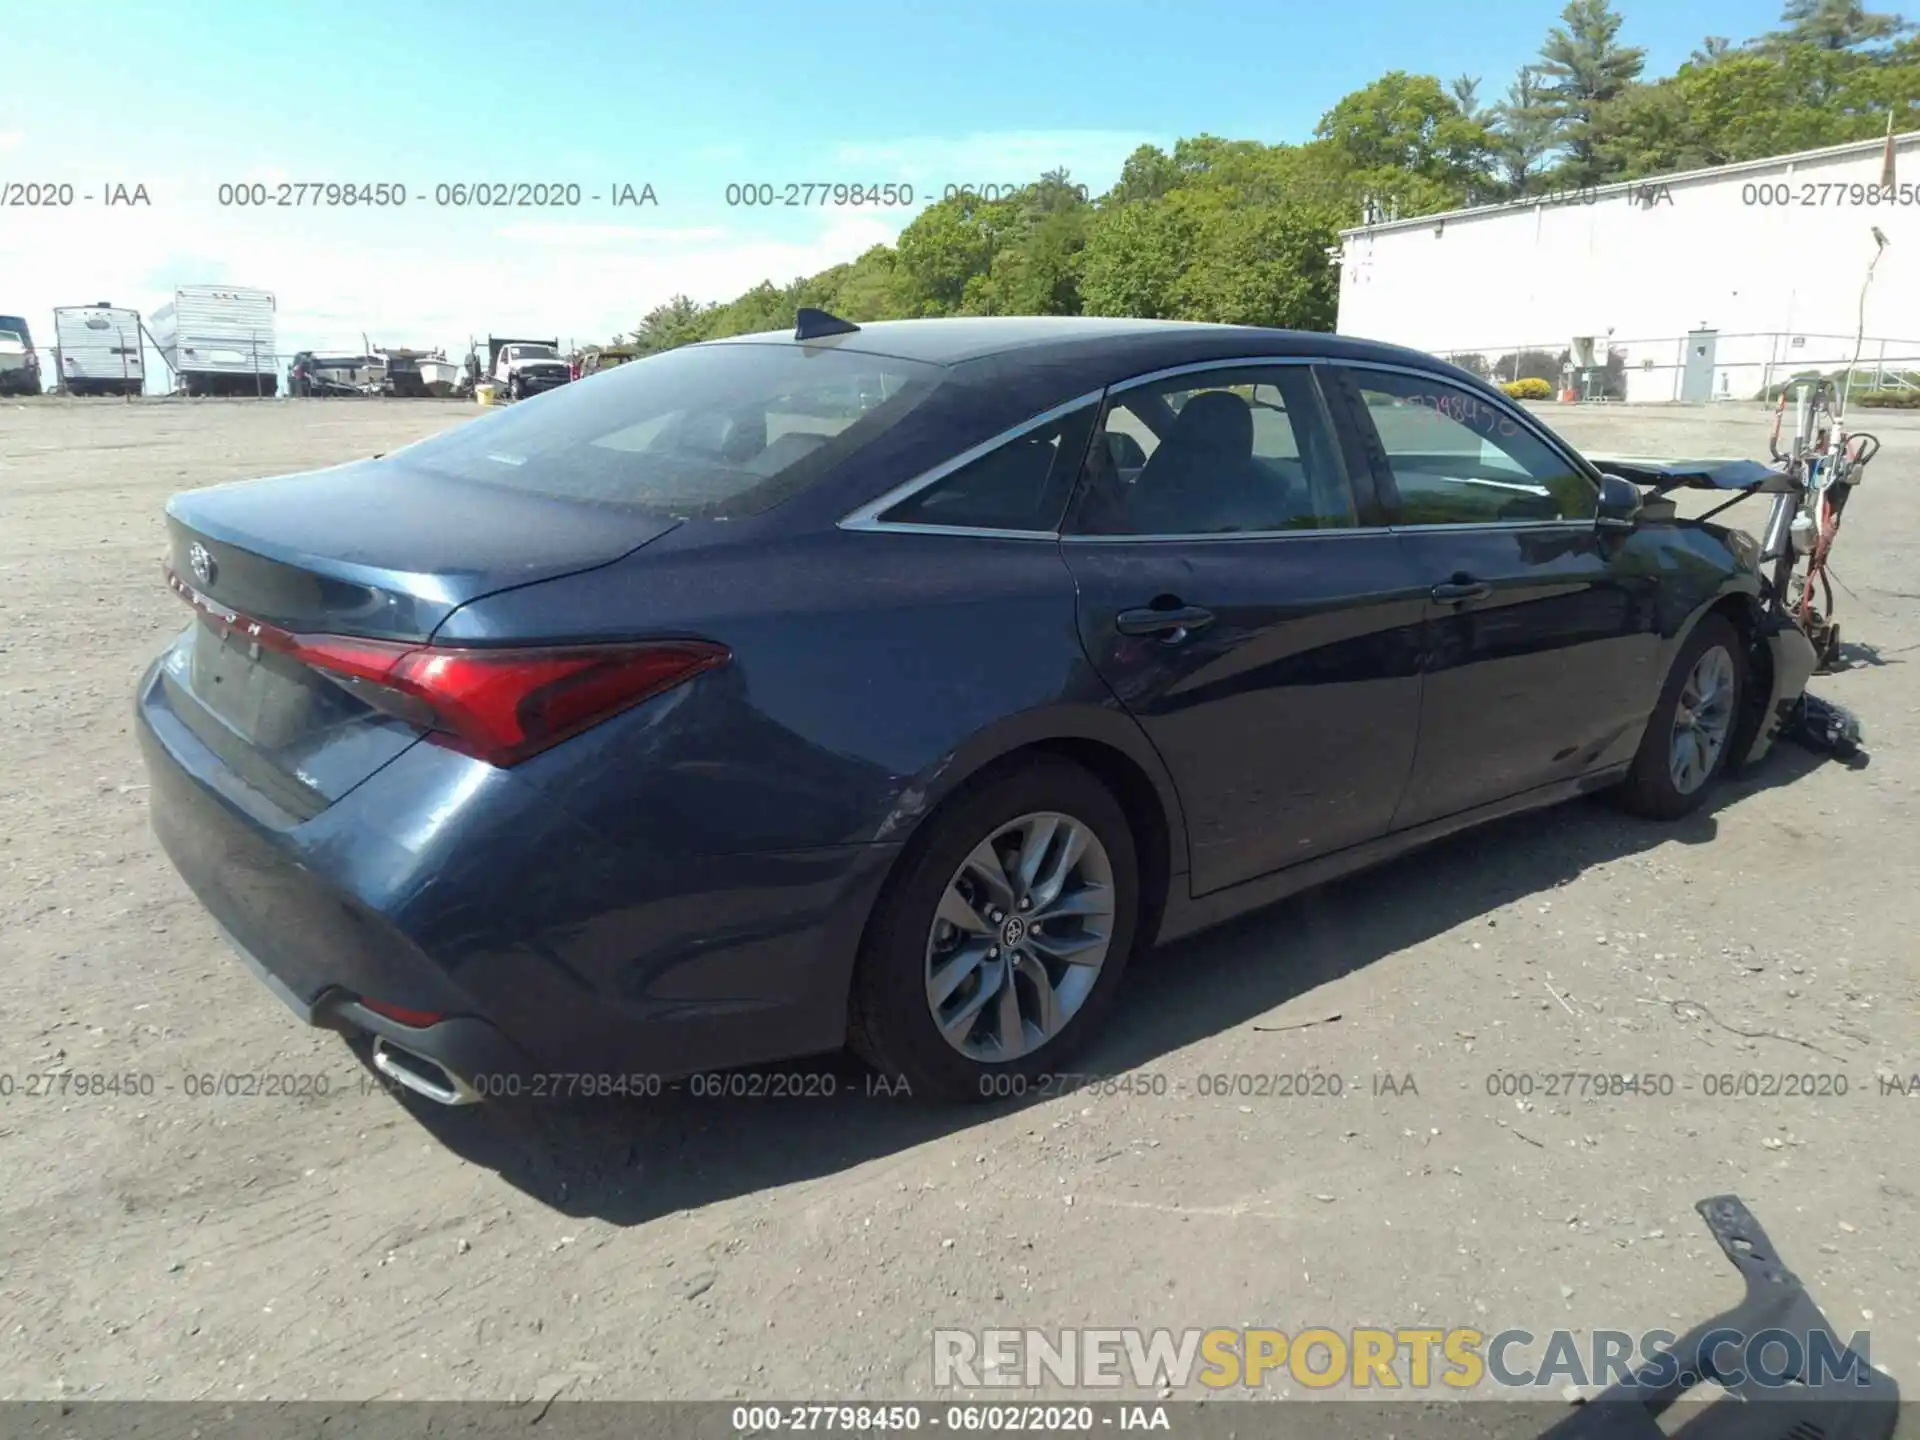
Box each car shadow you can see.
[383,743,1834,1225]
[1825,639,1899,670]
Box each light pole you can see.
[1841,226,1890,416]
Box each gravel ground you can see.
[1,395,1915,1413]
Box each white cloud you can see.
[0,131,1154,384]
[0,180,904,366]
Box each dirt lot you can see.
[1,395,1916,1410]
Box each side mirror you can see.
[1596,472,1642,531]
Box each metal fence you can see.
[1428,332,1920,404]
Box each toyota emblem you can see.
[188,542,215,586]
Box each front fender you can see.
[1743,615,1818,766]
[1659,575,1812,771]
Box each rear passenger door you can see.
[1322,364,1663,828]
[1060,360,1429,897]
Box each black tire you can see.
[849,757,1140,1103]
[1616,614,1746,820]
[507,375,523,401]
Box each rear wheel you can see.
[1617,614,1745,819]
[850,758,1140,1102]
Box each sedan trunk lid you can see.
[154,457,680,815]
[166,456,679,640]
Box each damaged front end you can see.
[1592,457,1864,764]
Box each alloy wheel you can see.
[1670,645,1736,795]
[923,811,1116,1062]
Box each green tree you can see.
[629,7,1918,347]
[1080,142,1343,329]
[1598,42,1918,174]
[704,279,803,338]
[1106,144,1183,206]
[1766,0,1910,51]
[1166,194,1340,329]
[892,191,1013,315]
[795,245,914,322]
[1314,71,1496,198]
[1078,200,1192,320]
[1535,0,1648,184]
[961,175,1094,316]
[631,294,715,354]
[1490,66,1561,194]
[1591,79,1702,173]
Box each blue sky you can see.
[1,0,1786,372]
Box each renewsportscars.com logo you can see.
[933,1326,1877,1393]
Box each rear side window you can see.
[387,342,945,519]
[877,405,1096,532]
[0,316,30,345]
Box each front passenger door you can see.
[1323,365,1663,829]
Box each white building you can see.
[1337,132,1920,403]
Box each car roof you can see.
[701,314,1460,376]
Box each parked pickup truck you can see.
[487,336,570,400]
[0,314,42,395]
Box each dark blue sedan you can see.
[136,313,1815,1103]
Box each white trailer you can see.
[148,285,280,396]
[53,304,145,396]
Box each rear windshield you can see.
[389,342,945,519]
[0,317,30,344]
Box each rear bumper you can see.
[136,658,900,1098]
[211,918,532,1101]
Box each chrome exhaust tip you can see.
[371,1036,481,1106]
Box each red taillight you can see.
[359,998,444,1027]
[382,641,729,765]
[167,568,728,766]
